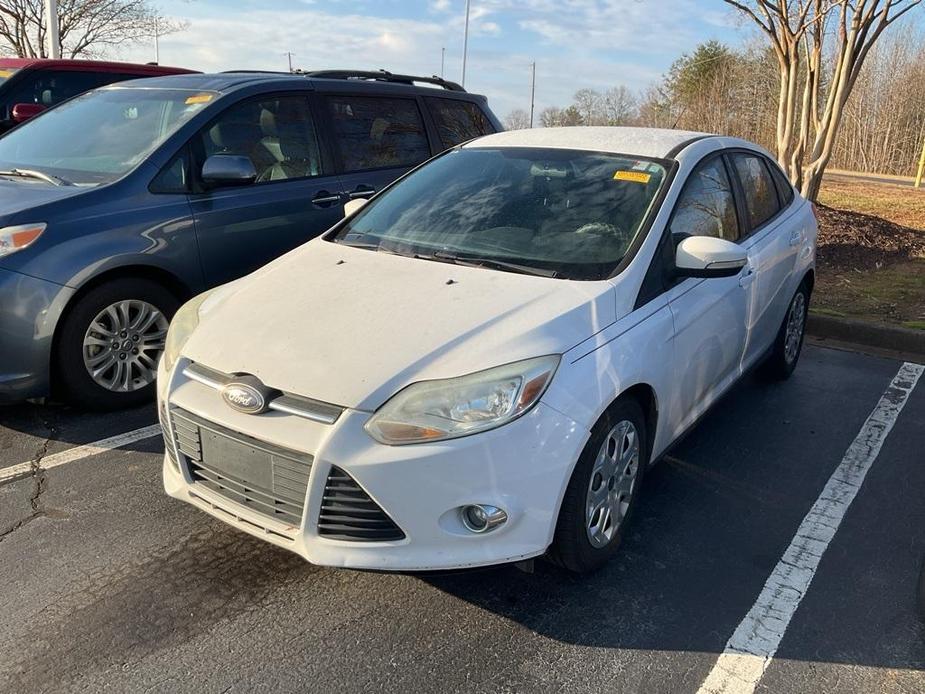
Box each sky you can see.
[120,0,751,120]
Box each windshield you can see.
[0,87,216,185]
[331,147,668,280]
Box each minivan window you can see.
[198,96,322,183]
[3,70,106,114]
[426,97,492,148]
[325,95,430,172]
[670,157,739,241]
[332,147,668,280]
[0,87,215,185]
[731,153,781,230]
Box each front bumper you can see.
[159,358,589,571]
[0,267,74,403]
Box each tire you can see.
[547,398,648,574]
[760,281,810,381]
[55,278,179,410]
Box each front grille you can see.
[171,408,312,527]
[318,467,405,542]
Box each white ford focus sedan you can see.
[157,127,816,573]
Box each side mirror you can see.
[201,154,257,187]
[11,103,45,123]
[343,197,369,218]
[674,236,747,278]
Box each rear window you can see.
[0,67,19,85]
[325,95,430,173]
[426,97,493,148]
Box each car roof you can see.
[0,57,195,74]
[465,126,717,160]
[105,71,485,98]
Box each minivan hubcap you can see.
[784,292,806,364]
[82,300,169,392]
[586,420,640,549]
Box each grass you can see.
[818,179,925,232]
[813,177,925,330]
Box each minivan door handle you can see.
[311,191,342,206]
[347,186,376,199]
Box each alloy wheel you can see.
[784,292,806,365]
[82,300,169,393]
[585,419,641,549]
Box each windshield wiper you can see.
[428,250,558,278]
[0,168,73,186]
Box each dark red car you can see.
[0,58,196,133]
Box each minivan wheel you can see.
[547,398,648,574]
[760,282,810,381]
[56,278,179,410]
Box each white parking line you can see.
[0,424,163,486]
[697,361,924,694]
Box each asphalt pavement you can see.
[0,345,923,693]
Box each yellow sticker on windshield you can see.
[614,170,651,184]
[0,69,15,78]
[185,93,214,105]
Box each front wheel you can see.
[547,398,648,574]
[760,282,810,381]
[55,278,179,410]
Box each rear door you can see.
[187,92,346,287]
[319,93,433,201]
[727,151,800,367]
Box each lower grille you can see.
[171,408,312,526]
[318,467,405,542]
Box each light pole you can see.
[916,132,925,189]
[153,14,159,64]
[44,0,60,59]
[529,61,536,128]
[440,47,445,79]
[461,0,470,88]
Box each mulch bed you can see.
[815,204,925,271]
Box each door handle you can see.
[789,229,803,247]
[347,186,376,199]
[311,191,342,206]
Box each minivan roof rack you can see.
[305,70,465,92]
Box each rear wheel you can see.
[56,278,178,409]
[547,398,648,574]
[760,281,810,381]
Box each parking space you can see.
[0,344,922,693]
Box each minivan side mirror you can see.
[674,236,748,278]
[343,197,369,218]
[11,103,45,123]
[201,154,257,187]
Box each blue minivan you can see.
[0,70,501,408]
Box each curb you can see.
[807,313,925,363]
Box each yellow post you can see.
[917,134,925,188]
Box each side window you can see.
[150,149,190,194]
[7,70,106,109]
[731,153,781,230]
[669,157,740,241]
[198,96,322,184]
[767,157,795,208]
[325,95,430,172]
[425,97,493,149]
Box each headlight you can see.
[0,223,46,258]
[365,355,560,445]
[162,290,214,374]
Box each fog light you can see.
[461,504,507,533]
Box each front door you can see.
[188,93,345,287]
[666,155,752,432]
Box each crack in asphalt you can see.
[0,414,55,544]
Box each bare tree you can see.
[723,0,923,199]
[602,86,636,125]
[504,108,530,130]
[0,0,186,59]
[572,88,603,125]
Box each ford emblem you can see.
[221,381,266,414]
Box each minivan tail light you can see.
[0,223,46,258]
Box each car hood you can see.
[183,239,617,411]
[0,177,87,217]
